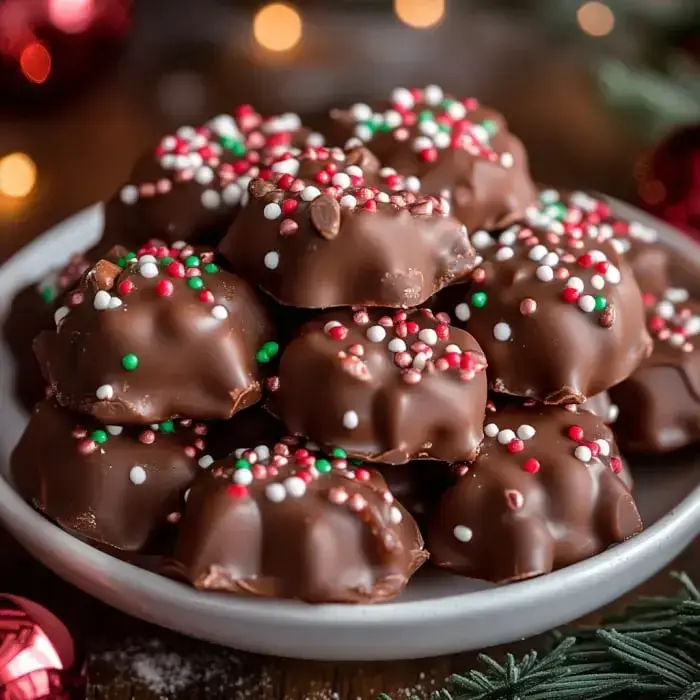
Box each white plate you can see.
[1,201,699,661]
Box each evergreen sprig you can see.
[379,572,700,700]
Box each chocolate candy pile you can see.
[7,89,695,603]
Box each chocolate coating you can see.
[274,307,488,464]
[428,402,643,583]
[327,86,537,232]
[610,288,700,452]
[10,399,204,552]
[174,440,427,603]
[219,145,477,309]
[35,244,275,424]
[103,109,324,247]
[580,391,619,425]
[438,221,652,404]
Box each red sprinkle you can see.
[568,425,584,442]
[199,289,214,303]
[328,325,348,341]
[156,279,174,297]
[586,441,600,458]
[561,287,580,304]
[610,457,623,474]
[226,484,249,499]
[521,458,541,474]
[577,253,593,268]
[507,439,525,454]
[166,261,186,279]
[445,352,461,368]
[354,468,371,481]
[435,323,450,340]
[363,200,378,212]
[406,321,419,335]
[77,439,96,455]
[118,280,134,296]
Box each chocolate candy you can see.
[327,86,537,232]
[273,307,488,464]
[610,288,700,452]
[103,109,324,247]
[527,188,669,295]
[439,221,652,403]
[10,399,205,552]
[34,243,275,424]
[219,146,477,308]
[427,402,643,583]
[173,440,427,603]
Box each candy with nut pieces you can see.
[173,439,427,603]
[272,307,488,464]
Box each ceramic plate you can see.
[0,200,699,661]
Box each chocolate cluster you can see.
[10,88,691,601]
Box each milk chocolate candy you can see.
[10,399,206,552]
[219,145,477,309]
[103,109,324,247]
[34,244,275,424]
[327,86,537,233]
[174,440,427,603]
[428,402,643,583]
[439,221,652,404]
[273,307,488,464]
[610,288,700,452]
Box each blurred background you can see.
[1,0,700,261]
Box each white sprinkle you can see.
[140,262,159,279]
[266,483,286,503]
[412,352,428,370]
[210,305,228,320]
[471,125,489,143]
[606,266,621,284]
[447,101,467,120]
[160,155,176,169]
[106,425,123,436]
[656,300,675,320]
[93,290,111,310]
[390,506,403,524]
[498,230,517,246]
[96,384,113,400]
[200,189,221,209]
[380,167,396,177]
[484,423,499,438]
[306,132,325,147]
[139,254,157,265]
[445,344,462,354]
[496,247,514,261]
[578,295,596,313]
[419,120,439,138]
[493,322,512,341]
[412,136,433,152]
[424,84,444,105]
[343,410,359,430]
[233,448,246,459]
[366,325,387,343]
[528,245,548,262]
[350,102,373,121]
[667,288,689,303]
[119,185,139,205]
[324,320,341,333]
[418,328,438,346]
[346,165,363,178]
[340,194,357,208]
[500,152,515,168]
[255,445,271,462]
[541,252,559,267]
[176,125,196,140]
[517,424,536,440]
[194,166,214,185]
[54,306,70,326]
[391,87,414,109]
[686,316,700,336]
[108,297,122,309]
[454,303,470,322]
[498,429,516,444]
[222,183,242,205]
[198,455,214,469]
[376,192,390,203]
[575,445,592,462]
[536,265,554,282]
[263,202,282,220]
[405,176,421,192]
[471,231,494,249]
[566,276,585,293]
[595,439,611,457]
[264,251,279,270]
[591,274,606,290]
[284,476,307,498]
[388,338,407,353]
[670,333,685,346]
[433,131,450,149]
[332,172,351,189]
[271,158,299,176]
[453,525,473,543]
[354,124,373,142]
[129,466,147,485]
[234,469,254,486]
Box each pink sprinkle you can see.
[402,369,422,384]
[252,464,267,479]
[348,493,367,512]
[140,183,156,197]
[353,310,370,326]
[505,489,525,511]
[77,439,96,455]
[394,351,413,368]
[184,446,196,458]
[279,219,298,236]
[156,179,172,194]
[329,487,348,505]
[434,358,449,371]
[378,316,393,327]
[139,430,156,445]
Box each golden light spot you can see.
[0,153,37,199]
[577,2,615,37]
[253,3,302,52]
[394,0,445,28]
[19,42,52,84]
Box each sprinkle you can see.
[263,202,282,220]
[106,425,123,436]
[591,274,605,290]
[129,466,147,485]
[484,423,499,437]
[528,244,547,262]
[264,251,279,269]
[453,525,473,542]
[156,279,174,297]
[265,483,286,503]
[198,455,214,468]
[610,456,623,474]
[210,305,228,320]
[388,338,407,353]
[366,325,387,343]
[301,186,322,202]
[519,298,537,315]
[595,439,611,457]
[522,458,540,474]
[140,262,159,279]
[120,185,139,205]
[418,328,438,346]
[497,429,516,444]
[471,292,487,308]
[96,384,113,400]
[517,424,536,440]
[566,277,585,292]
[187,277,204,291]
[234,469,254,486]
[578,295,596,313]
[454,303,470,322]
[505,489,524,510]
[493,322,512,341]
[568,425,584,441]
[54,306,70,326]
[121,353,139,371]
[508,439,525,453]
[536,266,554,282]
[93,291,111,310]
[574,445,592,462]
[226,484,249,499]
[201,189,221,209]
[340,194,357,208]
[284,476,307,498]
[343,410,359,430]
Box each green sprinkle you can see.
[377,121,392,132]
[316,459,332,474]
[91,429,108,445]
[545,203,568,221]
[184,255,200,268]
[187,277,204,290]
[235,458,251,470]
[482,119,499,136]
[437,122,451,132]
[471,291,488,308]
[159,256,173,267]
[126,252,137,261]
[160,420,175,434]
[331,447,347,459]
[360,120,376,134]
[418,110,433,122]
[117,256,127,268]
[203,263,219,274]
[440,98,453,109]
[371,114,383,127]
[594,296,608,312]
[256,350,270,364]
[121,353,139,371]
[39,286,56,304]
[262,341,279,358]
[221,137,246,157]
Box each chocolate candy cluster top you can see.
[12,89,685,601]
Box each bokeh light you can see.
[394,0,445,29]
[19,42,52,84]
[253,3,302,52]
[577,2,615,37]
[0,153,37,199]
[48,0,95,34]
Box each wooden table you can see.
[0,4,693,697]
